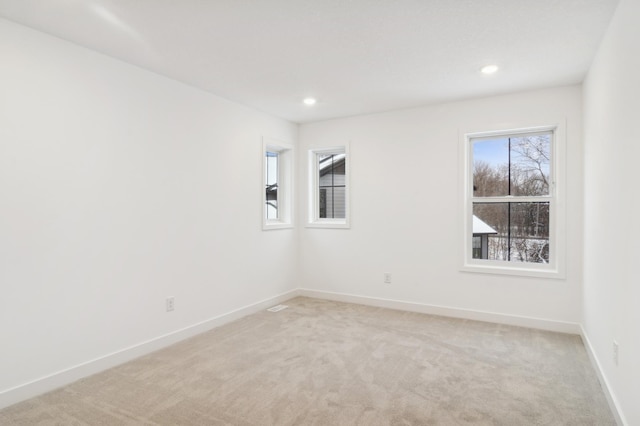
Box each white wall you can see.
[583,0,640,423]
[0,18,297,405]
[3,6,632,418]
[299,86,584,327]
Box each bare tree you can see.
[510,135,550,196]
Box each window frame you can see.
[307,145,350,229]
[461,124,566,279]
[262,137,294,230]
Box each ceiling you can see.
[0,0,619,123]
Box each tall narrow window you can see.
[463,125,564,277]
[265,151,279,220]
[318,152,346,219]
[263,138,293,230]
[308,146,349,228]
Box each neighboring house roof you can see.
[318,153,346,174]
[473,215,498,234]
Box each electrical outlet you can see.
[166,296,175,312]
[613,341,619,366]
[384,273,392,284]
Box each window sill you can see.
[306,219,350,229]
[461,262,565,280]
[262,222,294,231]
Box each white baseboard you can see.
[297,288,582,334]
[0,288,595,412]
[0,289,299,410]
[580,327,627,426]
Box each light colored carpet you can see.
[0,297,615,425]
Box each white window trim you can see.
[460,123,566,279]
[307,145,350,229]
[262,137,294,230]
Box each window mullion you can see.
[472,195,551,202]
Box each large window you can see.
[308,146,349,228]
[463,126,564,277]
[263,138,293,230]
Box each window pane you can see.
[473,138,509,197]
[473,203,507,260]
[473,202,550,263]
[318,153,346,219]
[319,185,346,219]
[265,151,278,220]
[473,133,551,197]
[509,202,550,263]
[510,134,551,196]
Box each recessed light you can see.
[481,64,499,75]
[303,98,317,105]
